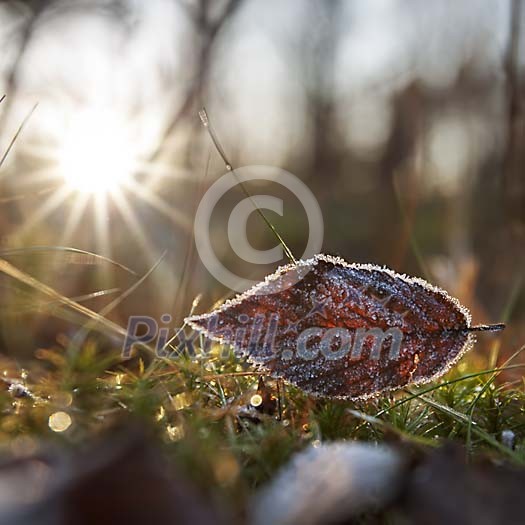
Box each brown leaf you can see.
[186,255,501,399]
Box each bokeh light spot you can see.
[48,411,72,432]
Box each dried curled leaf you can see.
[186,254,499,399]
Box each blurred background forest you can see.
[0,0,523,363]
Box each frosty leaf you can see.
[186,254,503,399]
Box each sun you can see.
[58,109,134,194]
[16,104,192,263]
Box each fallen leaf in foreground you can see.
[186,254,504,399]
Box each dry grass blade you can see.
[68,251,167,353]
[0,245,138,276]
[0,103,38,170]
[199,107,296,263]
[4,287,121,316]
[0,257,130,342]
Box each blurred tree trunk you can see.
[503,0,525,243]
